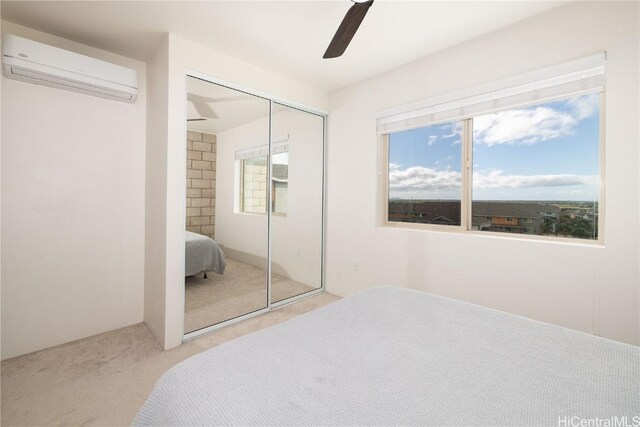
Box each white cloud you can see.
[473,94,599,146]
[389,166,461,192]
[443,122,462,139]
[568,93,599,120]
[474,107,577,146]
[389,162,401,171]
[473,169,596,188]
[435,155,454,166]
[427,135,438,146]
[390,167,595,194]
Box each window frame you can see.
[382,92,606,246]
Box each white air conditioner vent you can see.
[2,34,138,103]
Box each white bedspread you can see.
[185,231,225,276]
[134,287,639,426]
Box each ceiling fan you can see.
[187,93,218,121]
[323,0,374,59]
[187,93,252,122]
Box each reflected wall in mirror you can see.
[270,103,324,303]
[184,76,269,334]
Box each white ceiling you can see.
[187,75,274,134]
[1,1,566,92]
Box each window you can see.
[387,121,462,226]
[239,150,288,215]
[472,95,600,239]
[380,54,604,242]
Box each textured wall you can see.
[186,130,216,238]
[241,157,268,214]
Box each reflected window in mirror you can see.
[240,155,268,214]
[238,149,288,215]
[271,151,288,215]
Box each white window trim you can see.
[376,52,606,135]
[234,135,289,160]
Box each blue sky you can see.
[388,93,600,201]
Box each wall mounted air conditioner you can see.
[2,34,137,103]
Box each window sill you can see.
[383,220,604,248]
[237,211,288,218]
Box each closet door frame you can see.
[182,70,327,341]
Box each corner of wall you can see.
[144,34,170,347]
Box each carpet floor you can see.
[0,292,340,427]
[185,258,316,333]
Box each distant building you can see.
[388,200,561,235]
[472,202,560,235]
[388,200,461,225]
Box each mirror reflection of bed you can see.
[184,75,323,335]
[184,233,314,333]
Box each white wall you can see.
[214,112,270,272]
[271,107,324,286]
[1,21,147,359]
[144,35,169,346]
[215,107,324,286]
[326,2,640,345]
[144,32,329,349]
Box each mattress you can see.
[134,287,639,426]
[185,231,226,276]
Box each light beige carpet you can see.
[0,292,340,427]
[185,258,316,333]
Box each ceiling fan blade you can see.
[323,0,374,59]
[187,93,218,119]
[194,102,217,119]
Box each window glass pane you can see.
[272,151,288,214]
[472,93,600,239]
[242,156,267,213]
[241,152,288,215]
[388,122,462,226]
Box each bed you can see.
[134,287,639,426]
[185,231,226,277]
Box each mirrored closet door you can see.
[183,75,325,337]
[184,76,269,334]
[270,103,324,303]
